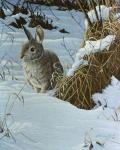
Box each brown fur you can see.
[21,26,63,92]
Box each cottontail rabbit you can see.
[20,25,63,93]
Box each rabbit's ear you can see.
[23,26,33,40]
[35,25,44,43]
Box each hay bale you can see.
[55,66,96,109]
[85,19,120,40]
[55,17,120,109]
[85,22,110,40]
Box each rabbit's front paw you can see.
[40,83,49,93]
[34,87,41,93]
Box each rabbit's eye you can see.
[30,47,35,52]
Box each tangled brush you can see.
[54,3,120,109]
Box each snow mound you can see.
[93,76,120,109]
[67,35,115,76]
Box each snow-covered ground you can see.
[0,6,120,150]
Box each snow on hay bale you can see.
[55,2,120,110]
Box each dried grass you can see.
[85,22,109,40]
[55,8,120,109]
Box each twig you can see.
[0,20,15,32]
[61,37,74,62]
